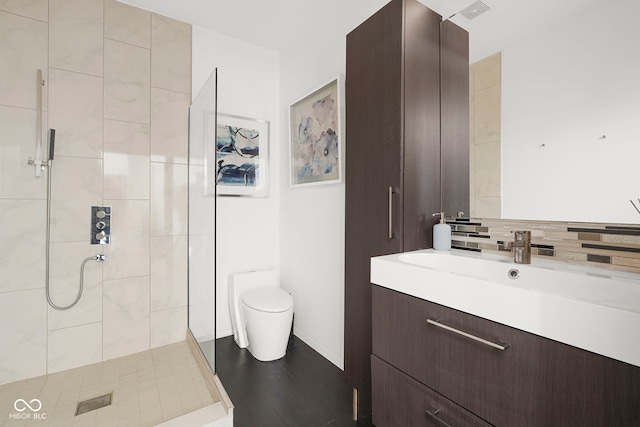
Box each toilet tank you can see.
[229,270,278,348]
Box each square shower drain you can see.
[75,393,113,415]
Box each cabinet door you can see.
[372,285,640,426]
[372,355,493,427]
[344,0,404,407]
[440,20,470,217]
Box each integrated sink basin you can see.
[371,249,640,368]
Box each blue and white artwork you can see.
[290,79,342,186]
[216,114,269,196]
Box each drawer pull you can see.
[427,319,509,351]
[425,407,452,427]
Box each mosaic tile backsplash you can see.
[447,218,640,275]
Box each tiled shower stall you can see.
[0,0,192,386]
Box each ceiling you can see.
[118,0,619,62]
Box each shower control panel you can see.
[91,206,111,244]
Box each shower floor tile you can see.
[0,341,218,426]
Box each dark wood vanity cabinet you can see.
[344,0,468,419]
[372,285,640,426]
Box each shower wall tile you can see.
[473,52,501,91]
[187,234,214,342]
[103,119,150,200]
[0,199,45,293]
[0,289,47,385]
[49,0,103,77]
[0,106,47,199]
[47,241,103,330]
[150,235,187,311]
[188,165,214,235]
[0,11,47,109]
[102,199,150,280]
[48,68,103,158]
[150,88,190,164]
[474,140,501,197]
[474,84,501,144]
[151,13,191,94]
[104,38,151,124]
[150,162,188,236]
[0,0,48,21]
[49,156,103,243]
[103,276,150,360]
[150,306,187,349]
[104,0,150,49]
[47,322,102,373]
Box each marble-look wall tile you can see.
[0,289,47,385]
[474,141,501,197]
[103,276,150,360]
[47,322,102,373]
[0,105,47,199]
[475,197,501,218]
[104,119,150,200]
[151,13,191,94]
[150,235,187,311]
[0,0,48,21]
[48,68,103,158]
[473,52,501,91]
[187,234,214,342]
[0,199,45,292]
[150,306,187,349]
[150,88,190,164]
[47,241,102,330]
[49,0,103,77]
[188,165,214,235]
[102,199,149,280]
[104,38,151,124]
[0,11,47,109]
[474,84,501,144]
[49,156,102,243]
[150,162,187,236]
[104,0,150,49]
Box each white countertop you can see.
[371,249,640,368]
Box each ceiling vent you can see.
[459,0,492,20]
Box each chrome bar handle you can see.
[388,186,398,239]
[427,319,508,351]
[425,408,452,427]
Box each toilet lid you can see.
[241,288,294,313]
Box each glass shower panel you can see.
[188,69,217,371]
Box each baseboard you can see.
[293,327,344,370]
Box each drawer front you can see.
[372,285,544,425]
[372,355,493,427]
[372,285,640,426]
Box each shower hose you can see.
[45,158,105,310]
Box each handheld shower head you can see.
[48,129,55,161]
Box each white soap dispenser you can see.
[432,212,451,251]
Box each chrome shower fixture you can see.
[91,206,111,244]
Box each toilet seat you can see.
[241,288,293,313]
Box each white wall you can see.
[192,2,391,369]
[277,33,350,370]
[501,0,640,223]
[192,27,281,338]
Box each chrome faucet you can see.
[503,230,531,264]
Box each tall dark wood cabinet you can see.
[344,0,469,420]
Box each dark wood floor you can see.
[216,335,374,427]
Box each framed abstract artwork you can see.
[289,77,343,187]
[215,113,269,197]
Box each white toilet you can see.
[229,270,294,361]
